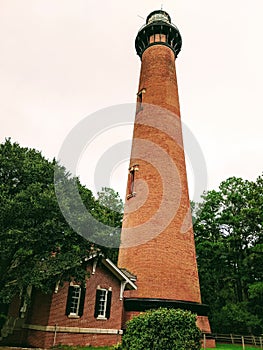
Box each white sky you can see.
[1,0,262,201]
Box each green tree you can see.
[120,308,201,350]
[94,187,123,263]
[194,176,263,334]
[97,187,124,215]
[0,139,122,304]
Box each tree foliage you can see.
[0,139,122,304]
[193,176,263,334]
[119,308,201,350]
[93,187,123,262]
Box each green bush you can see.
[120,308,201,350]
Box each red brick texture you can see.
[197,316,216,347]
[1,264,124,348]
[27,289,52,325]
[118,44,201,302]
[118,43,214,345]
[46,265,123,330]
[26,330,122,348]
[0,296,28,346]
[138,45,181,116]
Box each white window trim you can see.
[69,285,81,317]
[96,288,108,320]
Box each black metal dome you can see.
[135,10,182,59]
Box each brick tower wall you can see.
[118,44,201,303]
[118,39,215,346]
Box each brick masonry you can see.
[1,263,124,348]
[118,44,201,302]
[118,43,215,346]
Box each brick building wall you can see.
[1,262,125,348]
[0,295,28,346]
[27,264,124,347]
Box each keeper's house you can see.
[0,254,136,348]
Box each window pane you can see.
[98,289,107,317]
[70,286,81,315]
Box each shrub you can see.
[120,308,201,350]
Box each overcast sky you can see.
[1,0,262,201]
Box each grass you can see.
[50,344,262,350]
[205,344,261,350]
[82,345,260,350]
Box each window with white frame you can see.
[65,285,85,317]
[94,286,112,320]
[70,285,81,315]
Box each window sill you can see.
[96,316,107,321]
[68,314,80,319]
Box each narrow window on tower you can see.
[136,88,146,113]
[127,164,139,199]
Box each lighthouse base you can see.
[123,298,216,348]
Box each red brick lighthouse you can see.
[118,9,215,346]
